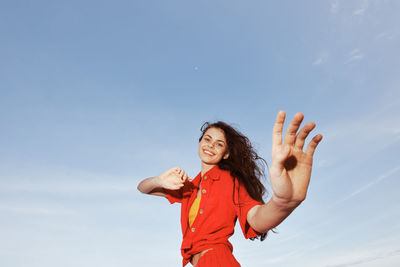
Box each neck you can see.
[201,162,216,176]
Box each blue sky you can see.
[1,0,400,266]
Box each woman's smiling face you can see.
[198,127,229,166]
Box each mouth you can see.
[203,149,215,156]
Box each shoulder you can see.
[210,167,235,190]
[211,166,233,181]
[219,168,232,179]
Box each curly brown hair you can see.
[199,121,269,241]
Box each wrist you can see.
[153,176,163,188]
[270,194,302,210]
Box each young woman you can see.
[137,111,322,267]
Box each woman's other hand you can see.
[137,167,190,196]
[156,167,190,190]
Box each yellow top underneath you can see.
[188,195,201,227]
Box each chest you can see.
[183,176,237,218]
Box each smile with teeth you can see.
[203,149,215,156]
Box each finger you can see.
[284,112,304,146]
[176,180,185,186]
[272,111,286,149]
[173,179,184,186]
[170,184,183,190]
[175,167,184,178]
[305,134,323,157]
[166,180,183,190]
[294,122,316,150]
[181,172,188,181]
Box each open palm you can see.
[269,111,323,206]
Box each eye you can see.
[217,143,224,148]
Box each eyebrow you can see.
[204,134,226,144]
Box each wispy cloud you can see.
[335,165,400,204]
[320,98,400,162]
[344,48,364,64]
[0,203,76,215]
[331,0,339,14]
[324,248,400,267]
[274,220,331,245]
[0,169,138,195]
[246,227,349,266]
[353,0,369,16]
[375,30,398,40]
[312,52,329,66]
[259,249,303,264]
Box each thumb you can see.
[272,145,291,169]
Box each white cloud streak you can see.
[319,98,400,164]
[324,248,400,267]
[353,0,369,16]
[0,169,139,195]
[375,30,398,40]
[0,203,76,215]
[313,52,329,65]
[345,48,364,64]
[335,165,400,204]
[331,0,339,14]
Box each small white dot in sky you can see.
[194,66,199,70]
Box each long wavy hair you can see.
[199,121,269,241]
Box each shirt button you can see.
[191,227,195,232]
[202,189,206,194]
[203,176,208,180]
[199,209,204,214]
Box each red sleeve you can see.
[164,188,183,204]
[234,180,262,239]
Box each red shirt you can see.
[165,165,262,266]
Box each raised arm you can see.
[137,167,190,197]
[247,111,323,233]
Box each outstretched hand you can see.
[156,167,190,190]
[269,111,323,208]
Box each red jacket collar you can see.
[190,165,221,188]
